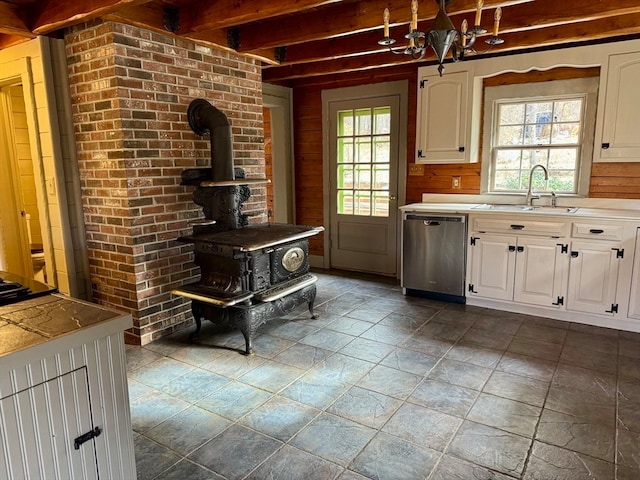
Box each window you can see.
[481,77,599,196]
[336,106,391,217]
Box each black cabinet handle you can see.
[510,225,525,230]
[589,229,604,234]
[508,245,516,252]
[517,246,524,252]
[602,143,610,149]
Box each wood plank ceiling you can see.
[2,0,640,83]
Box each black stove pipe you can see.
[187,99,235,182]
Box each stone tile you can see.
[360,324,412,346]
[128,378,155,402]
[564,330,618,354]
[272,343,333,369]
[496,352,556,382]
[337,470,370,480]
[507,336,562,361]
[326,317,374,336]
[380,347,438,375]
[401,334,455,358]
[619,356,640,380]
[130,390,190,433]
[618,376,640,403]
[617,428,640,472]
[196,382,271,421]
[290,413,376,467]
[568,322,619,338]
[430,454,516,480]
[618,399,640,433]
[200,351,266,379]
[536,408,615,462]
[350,432,440,480]
[467,393,541,437]
[134,435,183,480]
[155,459,223,480]
[158,368,230,403]
[415,320,470,342]
[168,344,226,367]
[515,322,567,344]
[188,424,282,479]
[245,445,344,480]
[265,320,320,341]
[240,396,320,441]
[551,363,616,399]
[312,353,375,384]
[379,310,434,330]
[445,343,503,369]
[281,370,350,409]
[356,364,422,399]
[408,379,479,418]
[145,405,232,456]
[427,358,492,391]
[447,420,531,477]
[382,403,462,451]
[523,441,614,480]
[619,337,640,360]
[344,306,391,323]
[461,327,514,351]
[483,370,549,407]
[327,386,402,429]
[128,356,195,389]
[126,347,164,372]
[338,337,397,363]
[559,345,618,374]
[238,359,305,393]
[472,315,523,335]
[545,384,616,427]
[250,333,296,359]
[299,329,356,351]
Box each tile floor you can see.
[126,270,640,480]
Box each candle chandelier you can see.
[378,0,504,75]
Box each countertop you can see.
[0,293,131,358]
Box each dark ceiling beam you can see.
[177,0,345,34]
[30,0,152,35]
[0,2,30,36]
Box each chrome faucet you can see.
[526,164,549,207]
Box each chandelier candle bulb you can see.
[411,0,418,31]
[383,8,390,38]
[493,7,502,37]
[461,19,468,47]
[475,0,483,27]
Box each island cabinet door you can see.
[0,367,99,480]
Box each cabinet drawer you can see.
[572,222,624,241]
[471,216,568,237]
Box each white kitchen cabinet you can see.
[629,228,640,319]
[566,241,622,315]
[415,70,470,163]
[0,296,136,480]
[468,233,568,307]
[595,51,640,162]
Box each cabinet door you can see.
[628,228,640,319]
[468,234,516,300]
[415,71,469,163]
[513,238,568,307]
[598,52,640,161]
[567,241,621,315]
[0,368,99,480]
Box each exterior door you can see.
[327,94,400,275]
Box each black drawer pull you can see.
[510,225,525,230]
[589,229,604,234]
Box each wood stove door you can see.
[327,90,401,275]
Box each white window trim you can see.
[480,77,599,197]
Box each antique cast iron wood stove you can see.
[172,99,323,354]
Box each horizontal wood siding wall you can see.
[288,64,640,255]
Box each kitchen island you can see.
[0,293,136,480]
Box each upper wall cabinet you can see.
[594,51,640,162]
[415,70,470,163]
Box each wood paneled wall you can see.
[288,62,640,255]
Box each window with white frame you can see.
[481,77,599,196]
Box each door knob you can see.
[389,195,396,201]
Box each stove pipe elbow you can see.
[187,99,235,182]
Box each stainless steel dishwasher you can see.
[401,212,467,302]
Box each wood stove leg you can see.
[189,301,203,342]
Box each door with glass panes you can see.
[328,95,399,275]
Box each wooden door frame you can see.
[321,80,408,277]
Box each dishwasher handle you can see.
[424,220,441,226]
[404,214,466,223]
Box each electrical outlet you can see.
[452,176,461,189]
[409,164,424,176]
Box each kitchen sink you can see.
[472,204,579,214]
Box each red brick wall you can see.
[65,20,266,344]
